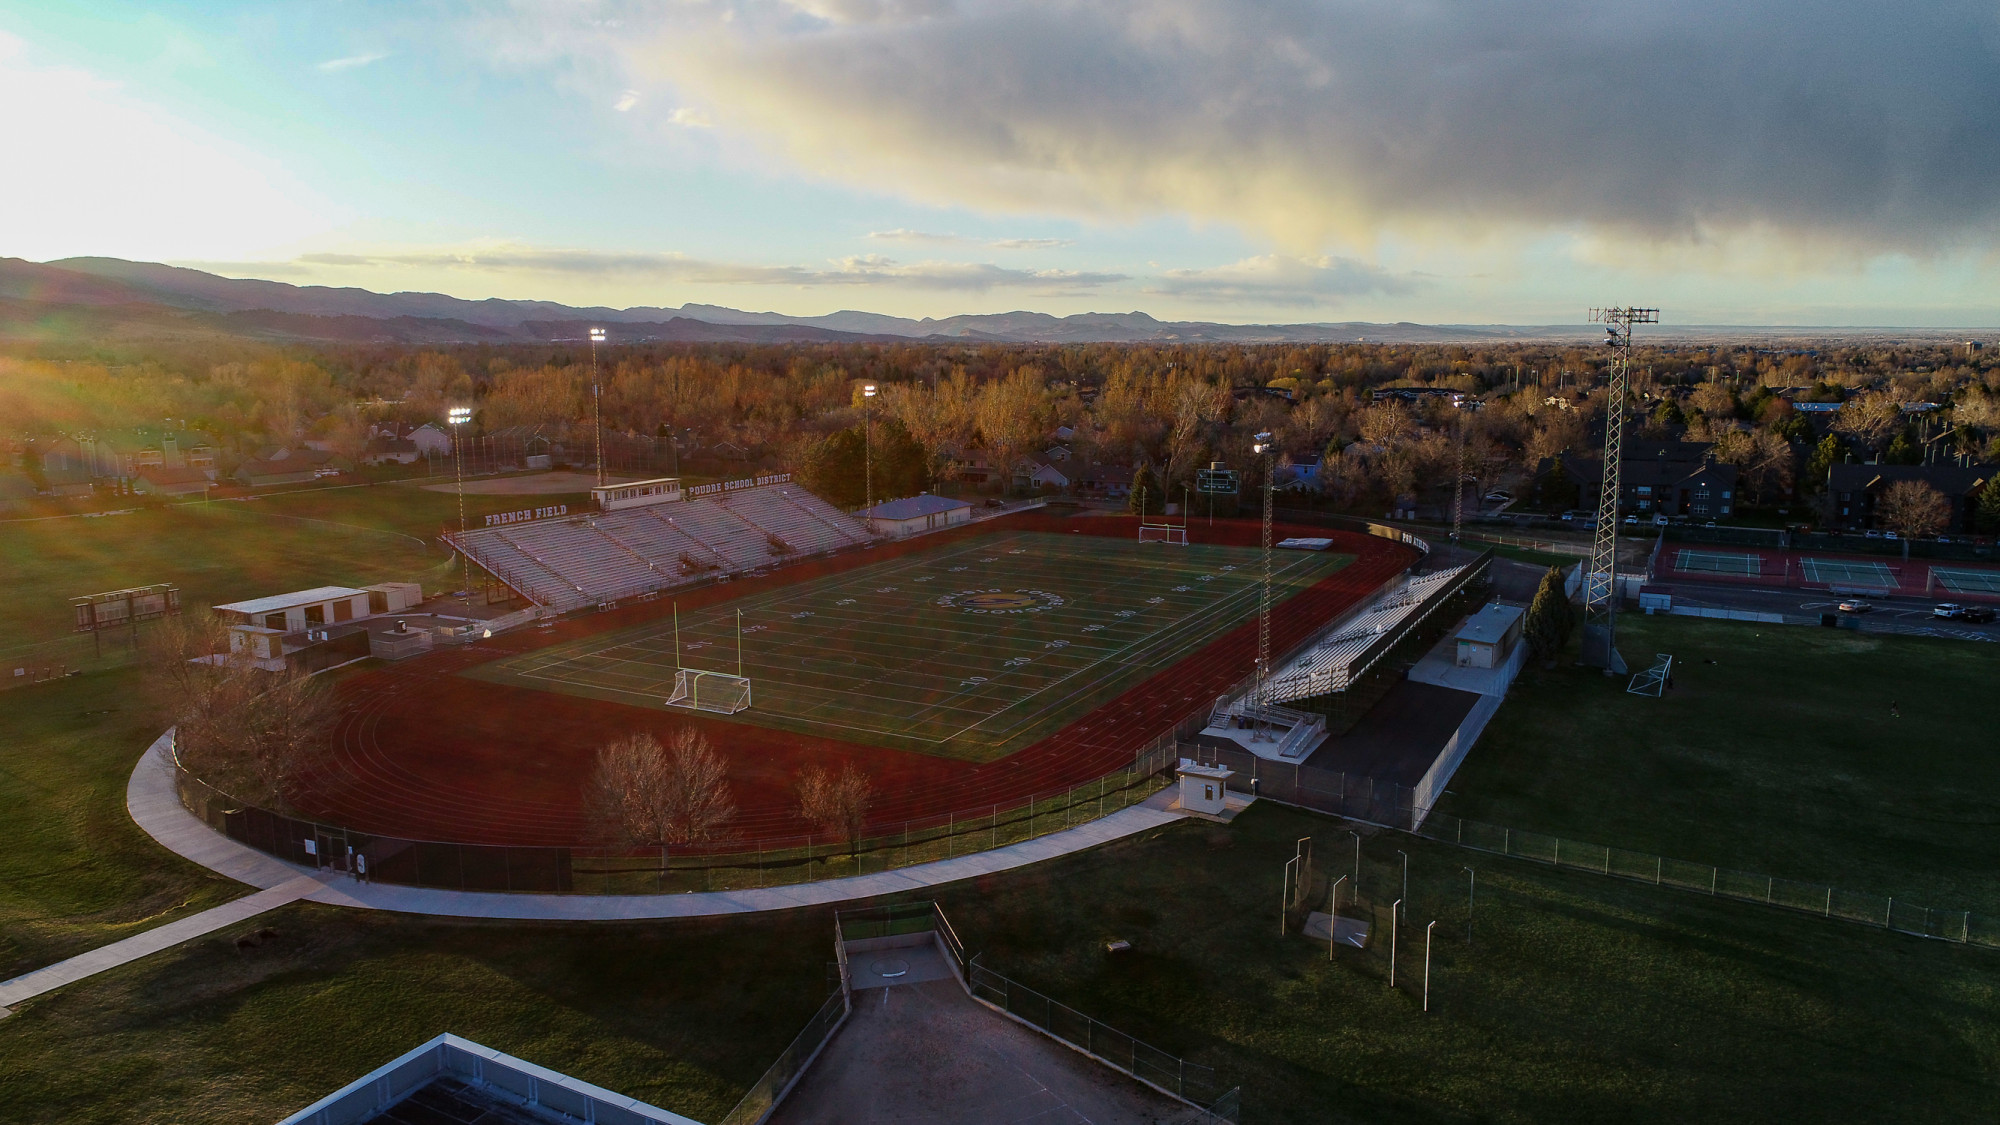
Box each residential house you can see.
[234,447,339,489]
[132,466,215,498]
[1075,463,1135,500]
[1013,455,1072,492]
[1559,441,1738,519]
[361,436,422,465]
[1825,461,1993,533]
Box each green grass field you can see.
[0,670,240,980]
[0,480,607,674]
[1436,614,2000,915]
[471,531,1351,759]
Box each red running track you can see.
[295,514,1418,846]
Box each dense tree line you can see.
[7,337,1999,521]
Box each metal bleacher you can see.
[447,478,871,612]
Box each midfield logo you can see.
[935,588,1065,615]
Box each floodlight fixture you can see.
[589,326,606,342]
[1252,430,1273,455]
[862,382,878,397]
[447,406,472,425]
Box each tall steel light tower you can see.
[1251,430,1276,741]
[861,382,878,517]
[589,327,607,486]
[1580,307,1658,675]
[448,405,472,599]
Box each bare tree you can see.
[1834,393,1904,452]
[145,611,335,811]
[796,762,873,855]
[1876,480,1950,554]
[585,728,737,872]
[660,727,737,846]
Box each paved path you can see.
[0,873,326,1015]
[128,731,1191,921]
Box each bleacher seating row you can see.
[448,484,872,611]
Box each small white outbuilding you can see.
[1176,759,1233,816]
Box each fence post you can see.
[1711,868,1717,895]
[1825,887,1832,917]
[1886,897,1893,927]
[1655,857,1662,885]
[1767,877,1773,904]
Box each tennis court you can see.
[1673,549,1763,576]
[1800,557,1898,588]
[1932,567,2000,596]
[469,530,1351,761]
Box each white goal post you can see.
[665,668,753,714]
[1138,524,1188,545]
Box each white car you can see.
[1837,599,1874,614]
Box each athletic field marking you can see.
[1800,557,1897,587]
[1932,567,2000,595]
[483,530,1344,754]
[1673,549,1761,576]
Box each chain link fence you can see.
[1420,811,1999,948]
[171,731,1179,894]
[968,959,1238,1119]
[717,988,849,1125]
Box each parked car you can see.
[1484,490,1514,503]
[1838,599,1875,613]
[1624,515,1639,525]
[1702,520,1717,528]
[1934,603,1997,623]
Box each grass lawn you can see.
[0,904,832,1125]
[0,671,240,979]
[6,783,1994,1125]
[472,531,1349,760]
[1434,614,2000,915]
[936,802,2000,1125]
[0,503,450,673]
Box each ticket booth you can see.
[1176,760,1232,816]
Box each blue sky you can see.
[4,1,1999,325]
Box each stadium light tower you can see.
[1251,430,1276,742]
[448,405,473,600]
[1580,307,1659,675]
[589,327,607,487]
[862,383,877,517]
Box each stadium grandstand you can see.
[446,473,873,611]
[1257,561,1483,704]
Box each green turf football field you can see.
[468,530,1352,761]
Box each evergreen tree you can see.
[1804,434,1844,493]
[1974,475,2000,536]
[1524,565,1574,661]
[1128,462,1163,518]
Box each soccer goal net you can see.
[665,668,753,714]
[1138,524,1188,545]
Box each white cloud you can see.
[869,229,964,243]
[666,106,713,128]
[1145,254,1412,306]
[614,0,2000,261]
[613,89,640,111]
[0,32,333,262]
[316,52,387,72]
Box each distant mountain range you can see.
[0,256,1986,347]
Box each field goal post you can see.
[1138,523,1188,545]
[666,668,753,714]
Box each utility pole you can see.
[1451,416,1467,546]
[1580,307,1658,675]
[589,327,607,486]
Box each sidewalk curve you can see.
[127,731,1191,922]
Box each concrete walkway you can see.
[127,731,1191,921]
[0,872,327,1015]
